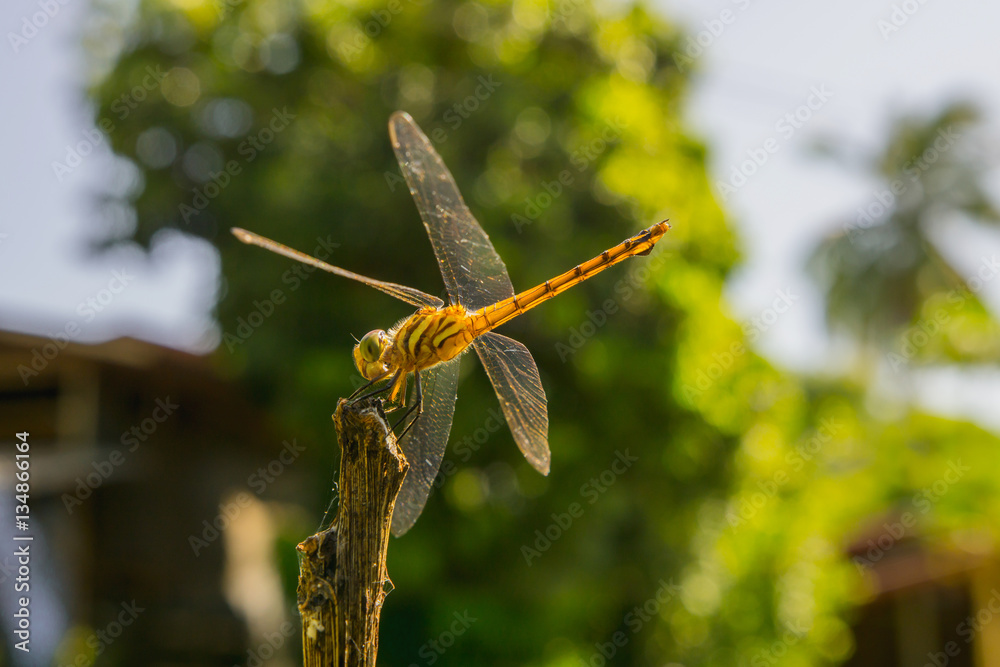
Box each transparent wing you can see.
[389,111,515,310]
[473,332,550,474]
[232,227,444,309]
[392,357,462,536]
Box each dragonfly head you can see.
[353,329,389,380]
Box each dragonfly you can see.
[232,111,670,535]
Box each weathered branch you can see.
[297,398,407,667]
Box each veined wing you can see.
[232,227,444,309]
[392,357,462,536]
[473,332,550,475]
[389,111,515,311]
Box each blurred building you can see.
[11,323,1000,667]
[0,329,299,666]
[847,514,1000,667]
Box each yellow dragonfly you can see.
[233,111,669,535]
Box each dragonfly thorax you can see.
[353,305,475,383]
[384,305,474,375]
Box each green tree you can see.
[86,0,1000,664]
[89,1,749,662]
[809,102,1000,364]
[675,104,1000,666]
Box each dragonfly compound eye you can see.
[360,330,387,361]
[353,329,389,380]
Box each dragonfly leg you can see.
[393,370,422,439]
[348,367,393,400]
[349,369,397,404]
[348,375,380,400]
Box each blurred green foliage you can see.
[88,0,1000,664]
[809,102,1000,358]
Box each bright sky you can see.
[1,0,218,351]
[2,0,998,423]
[663,0,1000,428]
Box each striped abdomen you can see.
[469,221,670,334]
